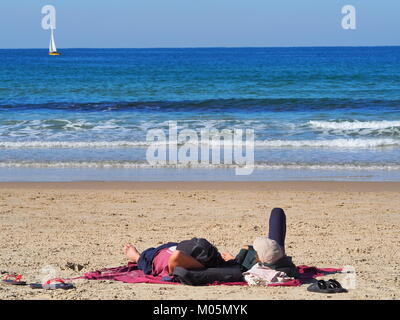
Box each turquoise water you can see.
[0,47,400,181]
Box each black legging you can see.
[268,208,286,250]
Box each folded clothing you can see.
[243,263,293,286]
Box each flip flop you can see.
[2,274,27,286]
[30,278,74,290]
[327,279,348,293]
[307,280,336,294]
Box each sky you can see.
[0,0,399,48]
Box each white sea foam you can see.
[0,161,399,171]
[309,120,400,130]
[0,138,399,149]
[254,138,400,148]
[0,141,149,148]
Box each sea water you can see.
[0,47,399,181]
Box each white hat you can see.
[253,236,284,264]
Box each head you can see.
[253,236,284,265]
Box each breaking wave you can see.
[0,138,399,149]
[309,120,400,130]
[0,161,399,170]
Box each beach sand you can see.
[0,181,399,300]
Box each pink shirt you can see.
[152,246,177,277]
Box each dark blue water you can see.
[0,47,400,181]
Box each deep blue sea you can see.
[1,47,400,181]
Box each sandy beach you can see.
[0,181,399,300]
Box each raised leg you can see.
[268,208,286,251]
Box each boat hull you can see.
[49,52,60,56]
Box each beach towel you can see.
[69,263,341,287]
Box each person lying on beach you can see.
[124,237,228,277]
[124,207,297,278]
[221,207,298,278]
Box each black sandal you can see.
[327,279,348,293]
[307,280,336,293]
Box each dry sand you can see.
[0,181,399,300]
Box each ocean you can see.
[1,47,400,181]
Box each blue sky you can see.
[0,0,399,48]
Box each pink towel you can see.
[69,263,341,287]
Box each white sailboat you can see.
[49,28,60,55]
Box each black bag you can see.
[172,265,244,286]
[176,238,225,268]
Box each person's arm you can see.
[167,250,204,274]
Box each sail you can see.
[49,28,57,53]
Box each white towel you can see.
[243,263,293,286]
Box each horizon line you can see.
[1,45,400,50]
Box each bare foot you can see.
[123,244,140,263]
